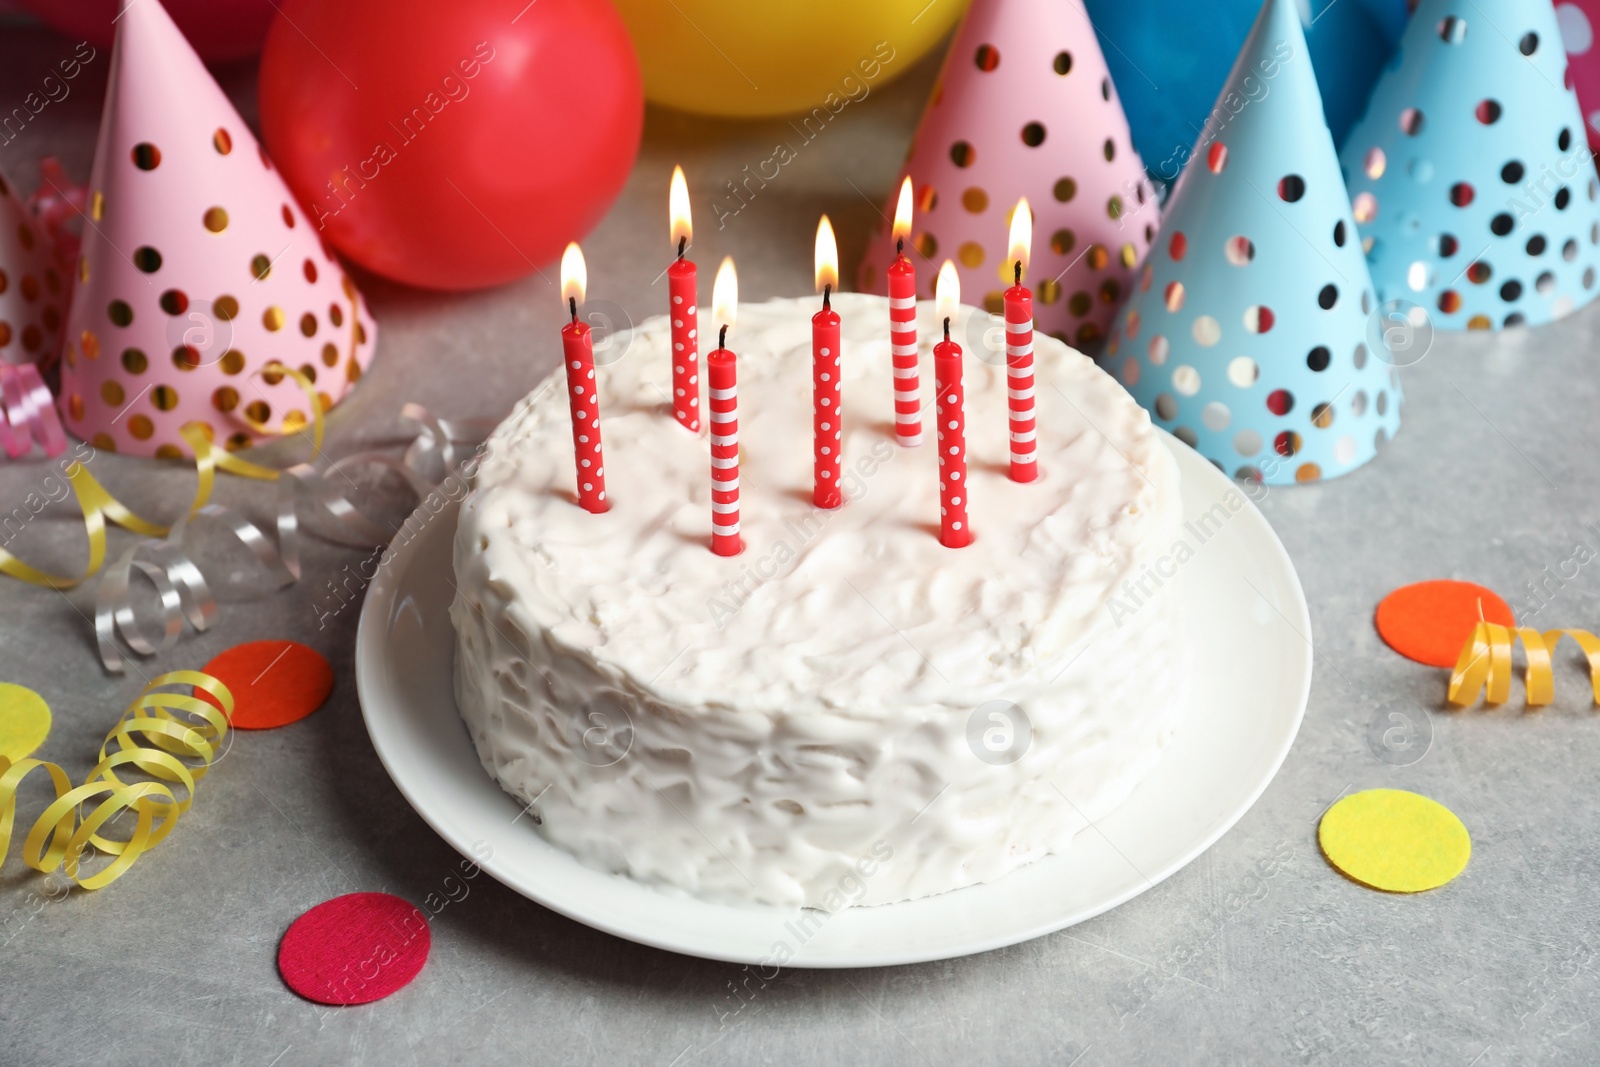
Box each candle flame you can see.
[713,256,738,333]
[935,259,960,321]
[814,215,838,293]
[560,242,586,306]
[669,165,692,247]
[1008,197,1032,281]
[892,176,913,243]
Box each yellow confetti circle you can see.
[1319,788,1470,893]
[0,683,50,762]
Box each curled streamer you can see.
[91,373,492,672]
[0,363,67,460]
[0,671,232,890]
[0,361,492,670]
[1447,622,1600,708]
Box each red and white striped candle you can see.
[667,166,700,433]
[1004,198,1038,483]
[560,243,607,513]
[934,260,970,548]
[813,216,842,509]
[888,177,922,447]
[709,257,741,556]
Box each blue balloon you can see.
[1086,0,1408,183]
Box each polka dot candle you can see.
[859,0,1156,349]
[813,216,842,509]
[934,260,971,549]
[58,0,376,458]
[667,166,700,433]
[1341,0,1600,330]
[1107,0,1401,486]
[812,300,842,508]
[668,256,699,432]
[560,244,608,514]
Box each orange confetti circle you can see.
[1376,580,1514,668]
[196,640,332,729]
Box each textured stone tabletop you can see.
[3,21,1600,1067]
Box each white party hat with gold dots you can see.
[60,0,377,458]
[0,165,67,367]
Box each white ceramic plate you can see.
[355,435,1311,967]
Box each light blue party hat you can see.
[1341,0,1600,328]
[1104,0,1402,486]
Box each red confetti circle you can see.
[197,640,332,729]
[1376,580,1515,668]
[278,893,430,1005]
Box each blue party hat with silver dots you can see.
[1341,0,1600,329]
[1105,0,1402,486]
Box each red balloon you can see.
[15,0,276,62]
[258,0,642,291]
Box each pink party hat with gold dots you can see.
[60,0,376,458]
[0,165,67,367]
[859,0,1157,348]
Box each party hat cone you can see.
[1341,0,1600,329]
[0,164,67,367]
[858,0,1158,348]
[1105,0,1402,486]
[61,0,377,458]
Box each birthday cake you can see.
[449,293,1190,908]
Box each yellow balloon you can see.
[612,0,969,118]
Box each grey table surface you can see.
[3,20,1600,1067]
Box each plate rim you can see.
[354,433,1312,967]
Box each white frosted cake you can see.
[450,293,1189,909]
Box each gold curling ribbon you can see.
[0,671,232,890]
[0,364,318,591]
[0,359,489,671]
[1447,622,1600,708]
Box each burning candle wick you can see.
[1014,260,1022,285]
[896,236,904,256]
[677,235,687,261]
[568,296,578,325]
[822,283,831,312]
[943,316,950,342]
[719,324,728,349]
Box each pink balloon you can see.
[13,0,276,62]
